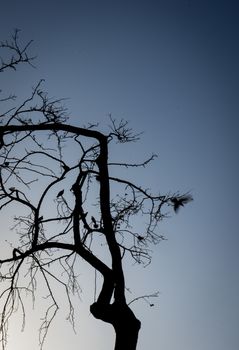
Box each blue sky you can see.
[0,1,239,349]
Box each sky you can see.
[0,0,239,349]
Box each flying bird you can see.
[170,194,193,213]
[57,189,64,198]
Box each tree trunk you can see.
[90,301,141,350]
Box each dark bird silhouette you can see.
[91,216,98,228]
[9,187,16,192]
[57,189,64,198]
[137,235,144,241]
[170,194,193,213]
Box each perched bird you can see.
[9,187,16,192]
[91,216,98,228]
[170,194,193,213]
[57,189,64,198]
[137,235,144,241]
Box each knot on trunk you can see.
[90,302,115,323]
[90,301,141,330]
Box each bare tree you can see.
[0,31,192,350]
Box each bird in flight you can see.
[170,194,193,213]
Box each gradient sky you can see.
[0,1,239,349]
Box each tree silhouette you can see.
[0,31,192,350]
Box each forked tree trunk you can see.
[90,301,141,350]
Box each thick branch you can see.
[0,242,111,278]
[0,124,104,145]
[97,137,126,303]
